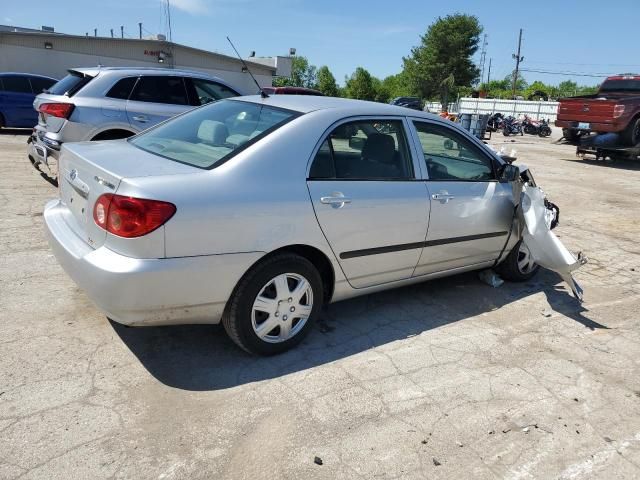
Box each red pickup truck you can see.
[556,75,640,145]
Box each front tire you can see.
[222,253,324,355]
[496,240,539,282]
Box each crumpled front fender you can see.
[519,184,587,301]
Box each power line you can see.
[520,68,613,78]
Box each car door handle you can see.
[320,193,352,208]
[432,192,455,203]
[132,115,148,122]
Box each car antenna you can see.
[226,36,268,98]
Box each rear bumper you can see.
[44,199,264,326]
[555,119,622,133]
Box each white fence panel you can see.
[456,98,559,121]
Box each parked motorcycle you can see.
[522,115,552,137]
[538,119,552,137]
[503,116,523,136]
[487,112,505,132]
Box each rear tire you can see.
[562,128,581,142]
[621,117,640,146]
[496,240,539,282]
[222,253,324,355]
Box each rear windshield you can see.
[600,79,640,93]
[130,100,298,169]
[47,72,92,96]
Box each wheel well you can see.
[264,245,335,303]
[91,129,135,141]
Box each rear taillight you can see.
[613,104,626,118]
[39,102,75,119]
[93,194,176,238]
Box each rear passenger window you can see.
[130,76,188,105]
[30,77,56,94]
[106,77,138,100]
[308,120,413,180]
[190,78,238,105]
[1,76,32,93]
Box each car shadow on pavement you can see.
[0,128,31,136]
[111,268,606,391]
[560,156,640,171]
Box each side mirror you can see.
[349,136,366,150]
[498,163,520,183]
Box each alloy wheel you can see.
[517,242,536,274]
[251,273,314,343]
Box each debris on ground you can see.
[478,269,504,288]
[314,456,323,466]
[432,458,442,466]
[541,310,553,318]
[456,441,464,447]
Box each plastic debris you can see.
[478,269,504,288]
[314,456,323,466]
[433,458,442,466]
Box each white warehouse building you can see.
[0,26,292,92]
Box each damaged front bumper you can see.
[517,176,587,301]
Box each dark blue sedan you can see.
[0,73,57,129]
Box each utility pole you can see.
[487,58,492,84]
[94,28,97,37]
[120,26,124,38]
[478,34,488,87]
[511,28,524,98]
[110,28,114,38]
[138,22,142,39]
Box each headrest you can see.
[362,133,395,164]
[197,120,229,145]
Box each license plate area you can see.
[577,122,590,130]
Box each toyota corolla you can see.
[44,95,581,355]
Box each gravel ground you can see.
[1,127,639,479]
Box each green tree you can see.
[557,80,578,98]
[524,80,550,100]
[273,56,317,88]
[381,73,413,100]
[344,67,377,101]
[316,66,340,96]
[402,14,482,109]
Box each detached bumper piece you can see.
[520,185,587,301]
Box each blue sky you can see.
[4,0,639,87]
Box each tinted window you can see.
[600,79,640,93]
[413,122,494,181]
[1,76,32,93]
[190,78,238,105]
[48,73,91,96]
[130,76,188,105]
[309,120,413,180]
[30,77,56,94]
[130,100,296,169]
[106,77,138,100]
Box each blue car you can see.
[0,73,57,129]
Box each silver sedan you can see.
[44,95,545,355]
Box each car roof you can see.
[69,66,226,80]
[0,72,57,80]
[233,95,436,117]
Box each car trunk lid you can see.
[57,139,198,249]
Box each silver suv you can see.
[28,67,246,168]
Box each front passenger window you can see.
[413,122,494,181]
[309,120,413,180]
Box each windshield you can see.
[130,100,298,169]
[600,79,640,93]
[48,72,92,96]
